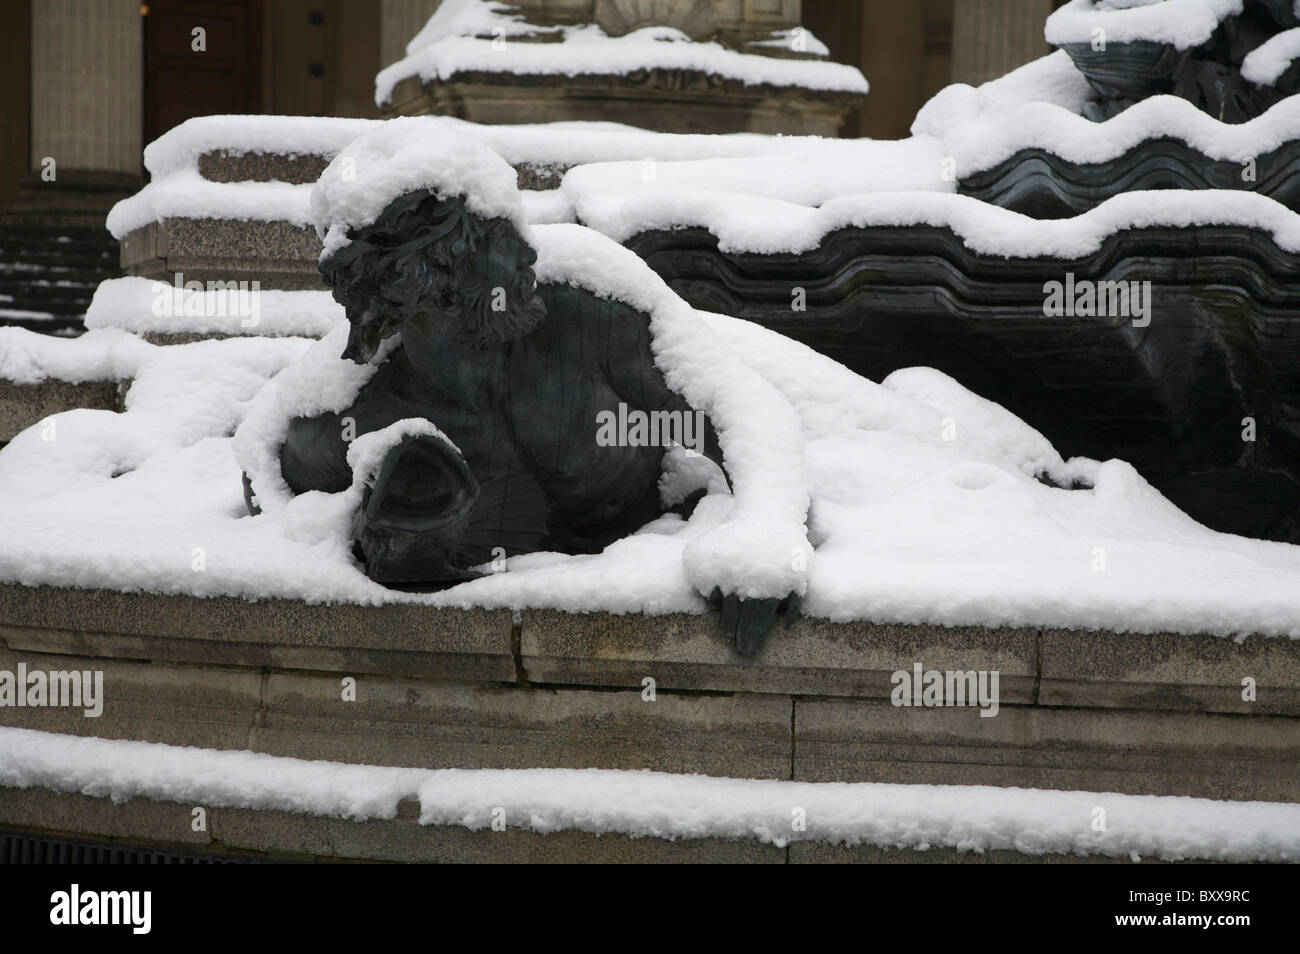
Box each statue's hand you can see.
[710,588,801,655]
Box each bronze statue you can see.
[261,187,789,652]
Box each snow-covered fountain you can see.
[619,0,1300,545]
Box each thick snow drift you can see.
[14,117,1300,638]
[7,272,1300,635]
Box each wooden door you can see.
[143,0,263,149]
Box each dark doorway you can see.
[143,0,264,151]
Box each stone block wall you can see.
[0,582,1295,860]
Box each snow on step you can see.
[0,727,1294,862]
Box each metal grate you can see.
[0,829,263,864]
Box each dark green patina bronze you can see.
[260,189,788,653]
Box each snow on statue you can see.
[234,118,812,653]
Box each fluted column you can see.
[950,0,1054,87]
[380,0,446,68]
[30,0,141,175]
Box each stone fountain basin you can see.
[627,221,1300,543]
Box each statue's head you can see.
[321,189,546,363]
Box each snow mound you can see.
[928,93,1300,176]
[106,171,312,240]
[567,181,1300,257]
[1045,0,1243,50]
[1243,26,1300,85]
[0,327,153,385]
[913,51,1097,143]
[376,0,867,107]
[559,136,951,212]
[311,116,528,259]
[5,244,1300,635]
[142,114,381,180]
[85,277,343,339]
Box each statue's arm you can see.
[588,290,729,481]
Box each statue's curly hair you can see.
[320,189,546,354]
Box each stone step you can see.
[0,260,106,276]
[120,218,328,291]
[0,296,100,313]
[0,287,98,305]
[0,249,117,269]
[0,314,80,335]
[0,378,121,443]
[0,224,122,331]
[2,788,1174,864]
[0,225,119,252]
[0,299,93,318]
[197,149,330,185]
[0,277,101,293]
[0,583,1295,804]
[0,238,117,258]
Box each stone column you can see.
[859,0,926,140]
[380,0,445,69]
[30,0,142,176]
[950,0,1054,87]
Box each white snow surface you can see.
[0,327,152,385]
[560,135,951,212]
[1243,26,1300,85]
[85,277,342,338]
[912,47,1300,176]
[1,727,1295,861]
[102,111,965,243]
[18,113,1300,634]
[521,188,575,224]
[376,0,867,107]
[131,110,919,185]
[109,114,934,237]
[141,114,381,179]
[1045,0,1243,50]
[568,183,1300,256]
[441,116,879,170]
[109,114,840,238]
[967,48,1098,114]
[548,49,1300,252]
[928,93,1300,175]
[312,116,530,258]
[6,255,1300,635]
[106,170,313,239]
